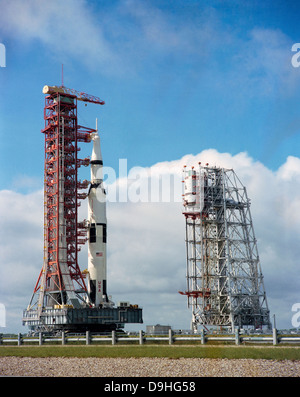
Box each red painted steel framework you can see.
[31,91,96,309]
[23,86,142,333]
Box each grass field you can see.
[1,345,300,360]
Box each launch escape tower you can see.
[23,85,142,333]
[180,164,271,333]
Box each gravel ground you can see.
[0,357,300,377]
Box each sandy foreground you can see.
[0,356,300,377]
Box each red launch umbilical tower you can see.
[29,86,103,313]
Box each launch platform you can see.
[23,305,143,333]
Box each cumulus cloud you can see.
[121,0,229,55]
[105,150,300,330]
[0,189,43,331]
[1,150,299,332]
[230,27,297,97]
[0,0,221,75]
[0,0,116,71]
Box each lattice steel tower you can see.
[28,87,95,314]
[180,164,271,332]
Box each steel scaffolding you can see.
[180,164,271,332]
[26,91,94,315]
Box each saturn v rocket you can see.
[87,130,109,306]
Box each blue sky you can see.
[0,0,300,190]
[0,0,300,332]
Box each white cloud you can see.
[0,0,116,71]
[277,156,300,181]
[0,0,298,99]
[105,150,300,330]
[0,2,287,77]
[227,27,298,98]
[0,189,43,332]
[0,189,43,293]
[2,150,299,332]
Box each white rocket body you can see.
[87,132,108,306]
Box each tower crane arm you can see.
[43,85,105,105]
